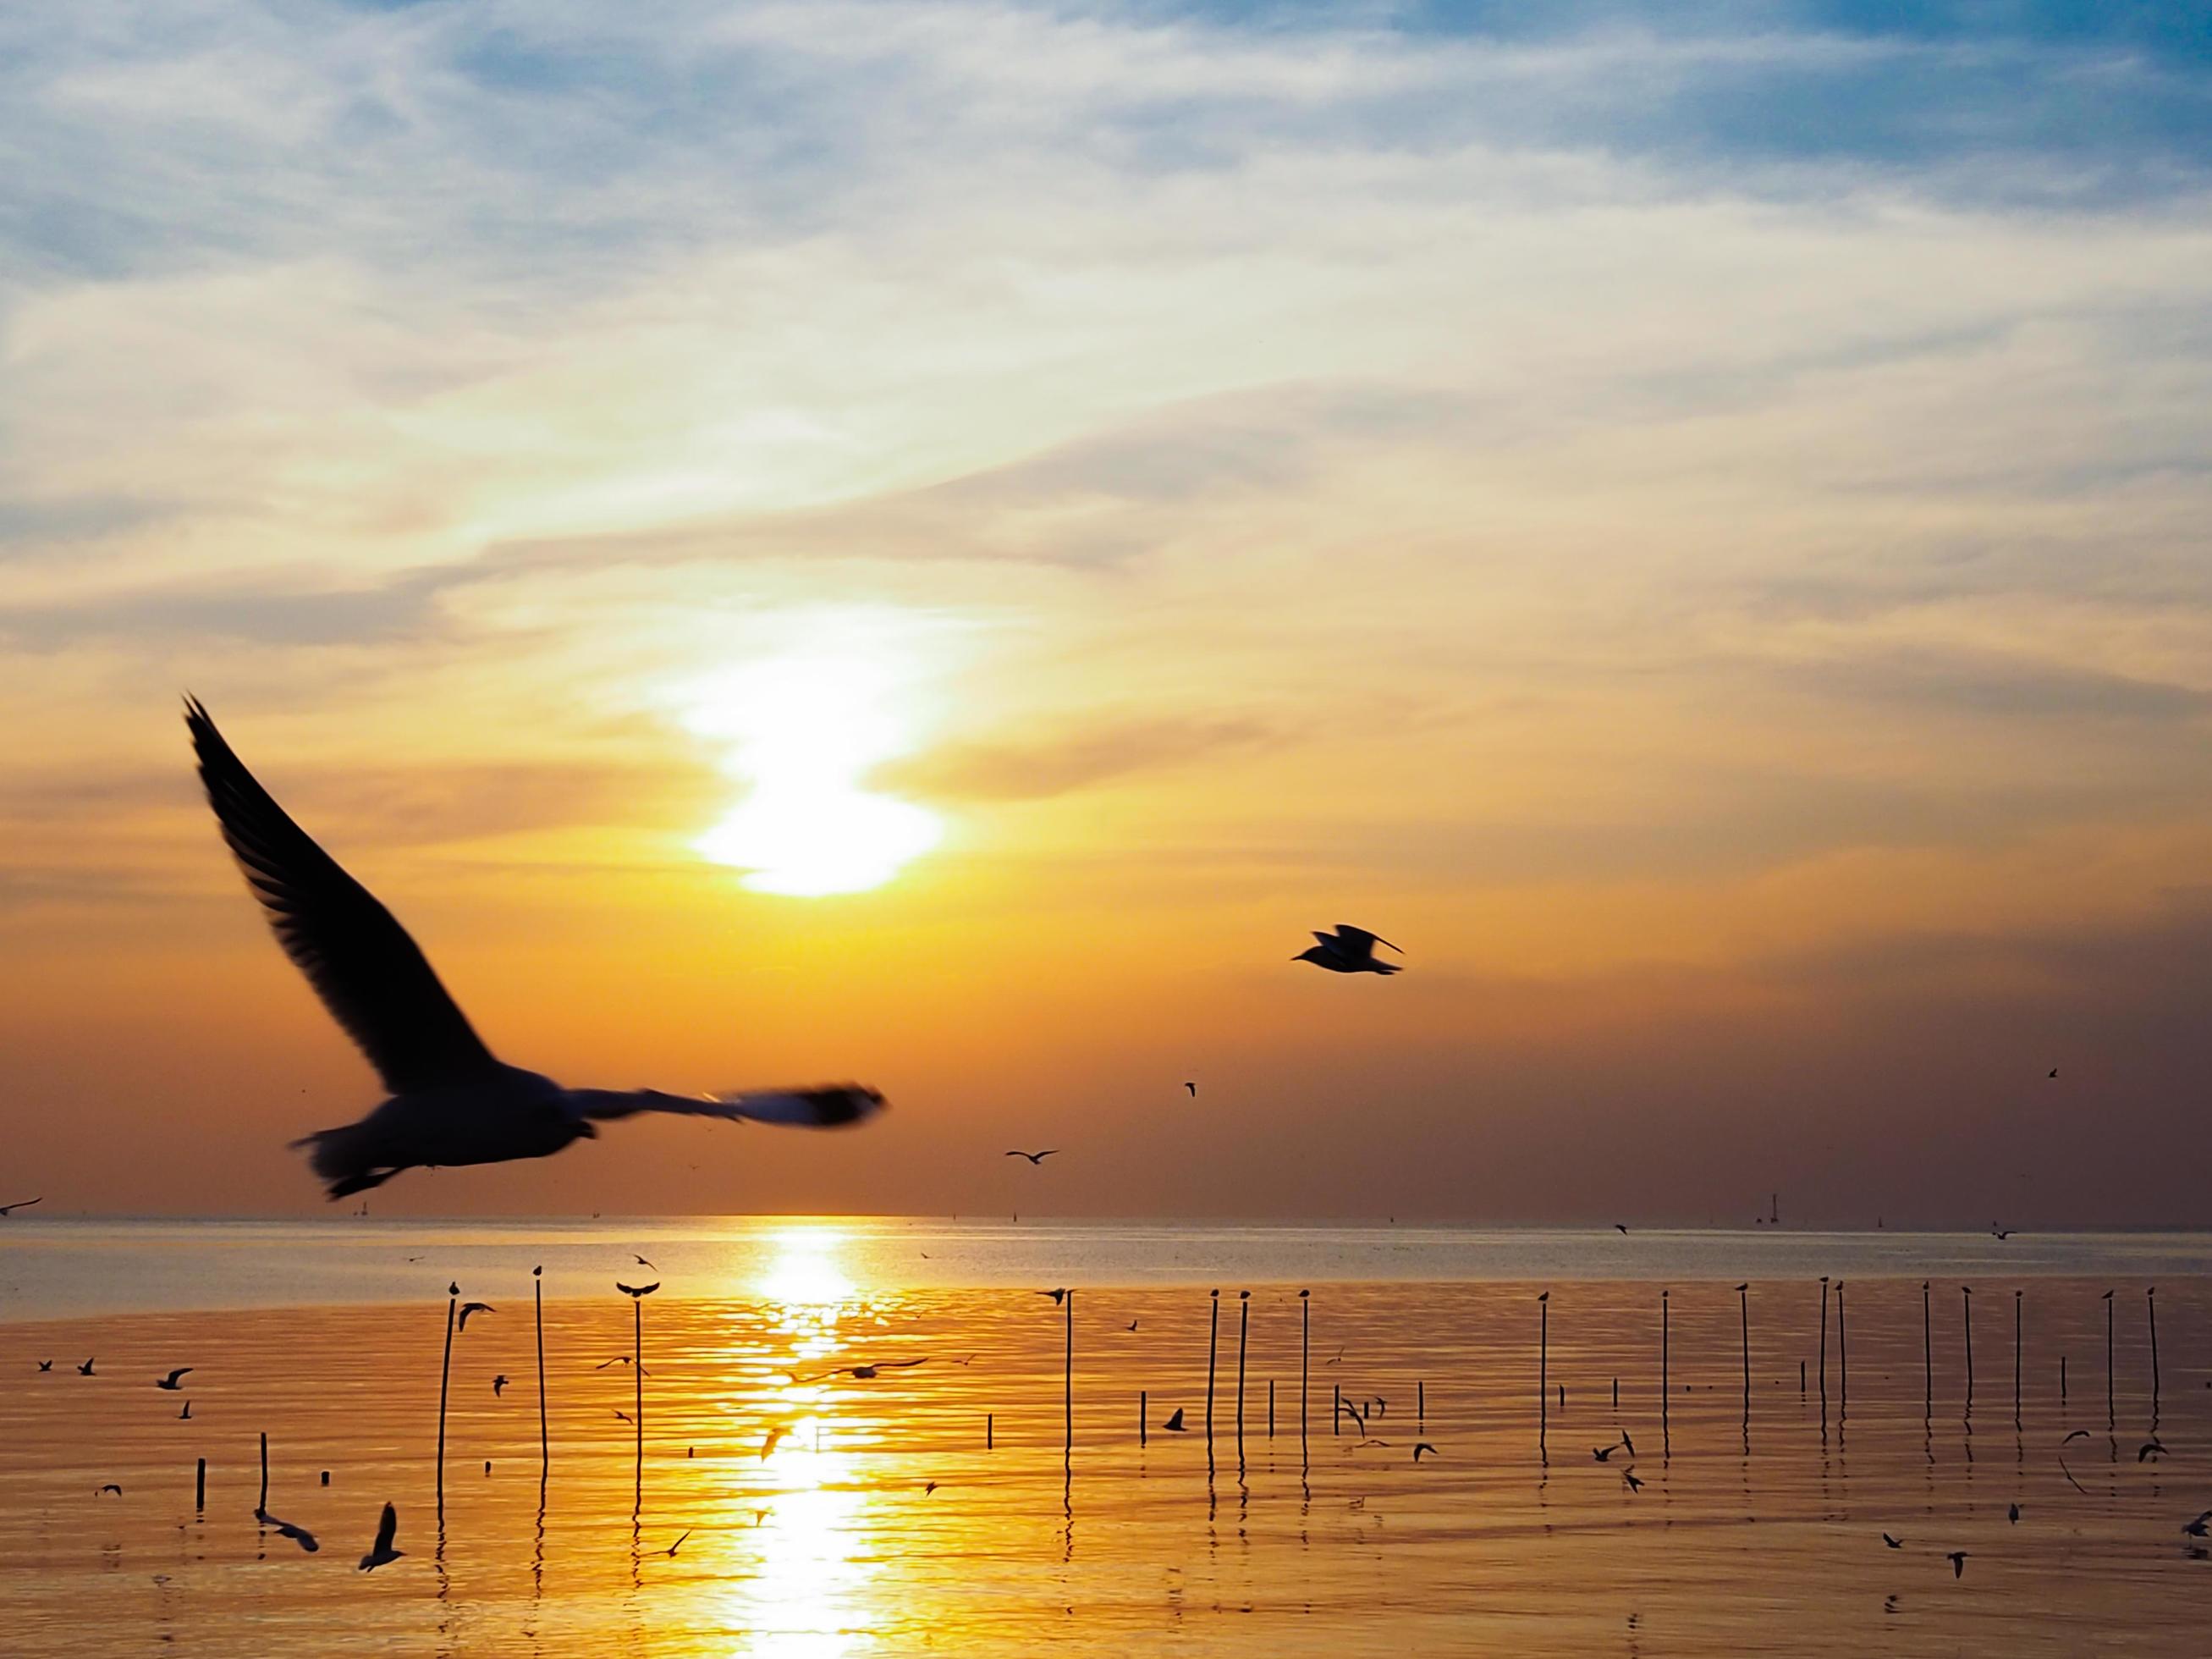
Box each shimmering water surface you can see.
[4,1221,2211,1655]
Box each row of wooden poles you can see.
[211,1276,2167,1520]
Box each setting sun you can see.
[680,630,944,896]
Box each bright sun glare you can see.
[681,641,942,896]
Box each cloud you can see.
[879,714,1285,801]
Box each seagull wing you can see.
[186,700,501,1094]
[372,1502,397,1557]
[1334,925,1400,956]
[570,1086,884,1129]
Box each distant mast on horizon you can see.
[1770,1193,1780,1227]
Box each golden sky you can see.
[4,3,2211,1221]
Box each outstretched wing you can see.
[570,1085,885,1129]
[185,700,501,1094]
[373,1502,397,1556]
[1333,924,1400,956]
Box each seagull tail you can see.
[289,1124,399,1200]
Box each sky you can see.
[3,1,2211,1224]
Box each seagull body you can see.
[358,1502,403,1571]
[0,1197,41,1217]
[36,1360,51,1372]
[492,1375,509,1397]
[458,1302,493,1331]
[2183,1511,2212,1538]
[184,700,886,1199]
[1005,1149,1059,1166]
[77,1359,94,1376]
[156,1368,193,1391]
[1294,925,1402,975]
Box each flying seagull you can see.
[358,1502,403,1571]
[633,1254,657,1270]
[77,1359,95,1376]
[2009,1503,2021,1524]
[1038,1288,1067,1304]
[1294,925,1402,975]
[1615,1224,1629,1234]
[1184,1083,1197,1097]
[1004,1149,1059,1166]
[492,1375,509,1397]
[2049,1067,2059,1079]
[184,699,887,1199]
[2183,1511,2211,1539]
[617,1281,659,1298]
[179,1401,191,1419]
[1947,1551,1967,1579]
[156,1369,193,1391]
[0,1197,41,1216]
[1161,1408,1187,1432]
[800,1359,930,1382]
[1621,1469,1644,1493]
[97,1483,122,1496]
[257,1508,320,1553]
[760,1425,791,1459]
[35,1360,51,1371]
[458,1302,494,1331]
[1991,1224,2014,1240]
[660,1529,691,1557]
[1882,1534,1902,1549]
[2140,1438,2169,1463]
[1413,1442,1439,1463]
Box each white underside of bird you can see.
[185,700,886,1199]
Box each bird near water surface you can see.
[184,699,886,1199]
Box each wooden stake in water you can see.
[1962,1285,1974,1412]
[195,1457,206,1513]
[1836,1281,1848,1420]
[258,1430,268,1514]
[1660,1290,1670,1453]
[1140,1389,1147,1447]
[1269,1378,1276,1440]
[1235,1291,1251,1455]
[1538,1292,1549,1454]
[1738,1283,1751,1404]
[2148,1287,2160,1405]
[1419,1379,1427,1430]
[1205,1290,1219,1453]
[2103,1289,2115,1427]
[1300,1289,1311,1457]
[1063,1287,1074,1473]
[1921,1281,1932,1416]
[1817,1276,1830,1424]
[533,1265,547,1491]
[2014,1289,2023,1426]
[2061,1354,2067,1406]
[633,1292,644,1508]
[1333,1381,1341,1437]
[436,1282,457,1516]
[987,1412,993,1451]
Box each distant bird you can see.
[1294,924,1402,975]
[257,1508,320,1553]
[1412,1442,1439,1463]
[0,1197,41,1217]
[184,699,887,1199]
[156,1368,193,1391]
[596,1356,652,1375]
[2140,1438,2169,1463]
[1947,1551,1967,1579]
[2008,1503,2021,1524]
[661,1529,691,1557]
[458,1302,494,1331]
[633,1254,657,1270]
[1324,1348,1344,1365]
[2183,1511,2212,1539]
[483,1461,491,1476]
[97,1484,122,1496]
[1125,1320,1139,1332]
[1184,1082,1197,1097]
[801,1359,929,1382]
[2049,1068,2059,1079]
[1162,1408,1187,1433]
[1038,1288,1067,1304]
[614,1410,632,1424]
[923,1480,939,1496]
[1615,1224,1628,1234]
[1622,1470,1644,1492]
[76,1359,94,1376]
[1882,1534,1902,1549]
[760,1425,790,1459]
[357,1502,403,1571]
[179,1402,191,1420]
[1991,1224,2014,1241]
[35,1360,51,1372]
[1005,1150,1059,1166]
[617,1282,658,1298]
[1338,1398,1370,1433]
[492,1375,509,1397]
[1593,1444,1618,1463]
[2062,1429,2091,1444]
[1620,1430,1636,1457]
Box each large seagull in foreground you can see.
[186,698,886,1199]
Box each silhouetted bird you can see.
[2182,1511,2212,1539]
[2049,1068,2059,1079]
[1947,1552,1967,1579]
[614,1410,632,1424]
[802,1359,929,1382]
[633,1254,657,1270]
[1615,1224,1628,1234]
[357,1502,403,1571]
[1593,1443,1618,1462]
[1125,1320,1139,1331]
[2140,1438,2168,1463]
[923,1480,939,1496]
[1038,1288,1067,1304]
[1413,1442,1439,1462]
[1991,1224,2013,1241]
[661,1529,691,1557]
[36,1360,51,1372]
[1622,1470,1644,1492]
[492,1375,509,1397]
[1294,925,1402,975]
[760,1425,790,1459]
[1005,1149,1059,1165]
[184,699,886,1199]
[617,1281,658,1298]
[156,1368,193,1391]
[1162,1408,1187,1432]
[257,1507,319,1552]
[458,1302,494,1331]
[1883,1534,1902,1549]
[97,1484,122,1496]
[179,1401,191,1419]
[2062,1429,2090,1443]
[0,1197,41,1216]
[1620,1431,1636,1457]
[1184,1082,1197,1096]
[76,1359,94,1376]
[2009,1503,2021,1524]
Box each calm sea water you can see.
[4,1221,2211,1655]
